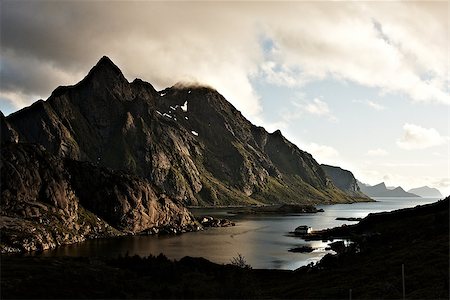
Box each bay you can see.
[40,197,439,270]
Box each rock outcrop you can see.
[5,56,366,206]
[0,143,196,253]
[0,143,113,252]
[65,159,197,233]
[321,164,369,200]
[0,111,19,144]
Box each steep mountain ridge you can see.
[5,56,365,205]
[321,164,369,199]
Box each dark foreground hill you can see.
[2,197,447,299]
[3,56,366,206]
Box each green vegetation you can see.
[196,170,260,206]
[251,174,358,205]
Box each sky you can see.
[1,1,449,196]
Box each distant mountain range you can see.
[357,181,419,197]
[407,186,442,198]
[357,181,443,198]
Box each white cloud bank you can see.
[1,1,448,118]
[397,123,449,150]
[366,148,389,156]
[366,101,386,111]
[303,142,340,165]
[305,98,330,116]
[353,99,386,111]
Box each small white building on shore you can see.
[294,225,312,235]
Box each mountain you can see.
[320,164,369,199]
[4,56,366,206]
[0,111,19,143]
[0,142,196,253]
[408,186,443,198]
[357,181,419,197]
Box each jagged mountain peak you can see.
[271,129,283,137]
[90,56,124,77]
[5,56,367,206]
[374,182,387,188]
[98,55,116,66]
[83,55,127,84]
[51,56,128,99]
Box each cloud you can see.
[397,123,449,150]
[367,101,385,111]
[262,2,449,105]
[366,148,388,156]
[304,98,330,116]
[260,61,298,87]
[0,91,38,114]
[357,169,450,195]
[303,142,339,164]
[353,99,386,111]
[286,97,337,122]
[432,178,450,190]
[381,162,430,167]
[1,1,448,121]
[0,1,264,118]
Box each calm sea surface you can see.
[41,197,439,270]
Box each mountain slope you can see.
[321,164,369,199]
[0,142,197,253]
[358,181,419,197]
[5,56,366,205]
[408,186,443,198]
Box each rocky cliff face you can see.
[0,143,196,253]
[5,56,363,205]
[0,143,113,253]
[321,164,369,199]
[0,112,18,144]
[65,159,197,233]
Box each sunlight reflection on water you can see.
[41,197,438,270]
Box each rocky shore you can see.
[288,245,314,253]
[197,216,235,228]
[232,204,324,215]
[2,197,448,299]
[335,217,362,221]
[0,143,199,254]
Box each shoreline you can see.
[2,197,448,299]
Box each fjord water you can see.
[41,197,439,270]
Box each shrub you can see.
[230,253,251,269]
